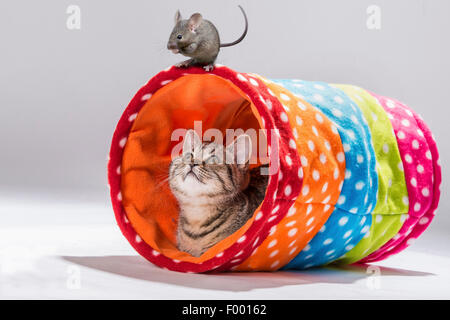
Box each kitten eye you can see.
[177,34,182,39]
[183,152,193,162]
[205,156,218,164]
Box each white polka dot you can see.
[419,217,429,225]
[386,100,396,109]
[345,244,354,251]
[314,84,325,90]
[400,214,408,223]
[398,162,404,171]
[297,101,307,110]
[313,94,324,102]
[323,238,333,245]
[281,93,291,101]
[287,206,296,217]
[410,177,417,187]
[312,126,319,136]
[298,167,303,179]
[422,187,430,197]
[300,156,308,166]
[350,115,359,124]
[417,164,425,173]
[334,96,344,104]
[271,205,280,214]
[306,204,313,215]
[332,108,343,117]
[249,78,259,86]
[417,129,424,137]
[337,152,345,163]
[401,119,410,127]
[376,215,383,223]
[128,113,138,122]
[117,192,122,201]
[270,260,279,269]
[404,154,412,163]
[355,181,365,190]
[338,195,346,205]
[320,153,327,164]
[237,74,247,81]
[302,185,310,196]
[289,139,297,149]
[119,137,127,148]
[425,150,432,160]
[345,169,352,179]
[216,252,224,258]
[116,166,121,175]
[357,154,364,164]
[382,144,389,154]
[269,226,277,236]
[331,168,339,180]
[412,140,420,149]
[312,170,320,181]
[268,239,277,248]
[285,220,296,227]
[141,93,152,101]
[307,140,315,152]
[135,235,142,243]
[285,155,292,166]
[288,228,298,237]
[284,185,292,196]
[361,225,370,234]
[397,131,406,139]
[306,217,314,226]
[280,112,288,122]
[339,216,349,226]
[402,196,409,205]
[237,236,246,243]
[315,113,324,123]
[321,182,328,193]
[161,80,172,85]
[343,230,352,239]
[255,211,263,220]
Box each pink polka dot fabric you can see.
[360,94,441,263]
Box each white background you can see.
[0,0,449,299]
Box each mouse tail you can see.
[220,5,248,48]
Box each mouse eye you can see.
[177,34,182,40]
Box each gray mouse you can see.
[167,5,248,71]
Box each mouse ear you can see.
[188,13,203,32]
[174,10,182,24]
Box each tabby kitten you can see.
[169,130,268,257]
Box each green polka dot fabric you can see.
[332,84,409,263]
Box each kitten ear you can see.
[188,13,203,32]
[174,10,182,24]
[183,129,201,154]
[227,134,252,168]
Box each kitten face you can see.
[169,130,252,200]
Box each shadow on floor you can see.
[61,255,434,292]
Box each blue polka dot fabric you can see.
[272,79,378,268]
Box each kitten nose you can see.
[189,163,199,169]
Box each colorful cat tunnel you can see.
[108,65,441,273]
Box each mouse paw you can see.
[175,59,193,68]
[203,64,214,72]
